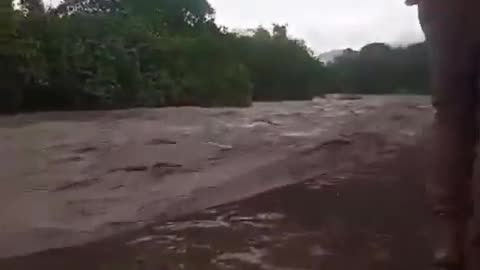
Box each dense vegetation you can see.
[326,42,429,95]
[1,0,429,113]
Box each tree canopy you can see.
[326,43,429,94]
[1,0,429,113]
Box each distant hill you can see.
[319,48,360,63]
[318,49,345,63]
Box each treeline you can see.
[326,42,429,95]
[1,0,429,113]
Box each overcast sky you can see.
[209,0,425,53]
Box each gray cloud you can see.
[209,0,425,53]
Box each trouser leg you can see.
[427,36,477,269]
[419,1,478,268]
[427,42,477,269]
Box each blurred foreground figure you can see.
[409,0,480,269]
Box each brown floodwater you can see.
[0,147,435,270]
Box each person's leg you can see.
[428,35,477,269]
[419,0,478,268]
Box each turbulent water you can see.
[0,95,433,264]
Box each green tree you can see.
[2,0,429,113]
[230,25,327,101]
[19,0,45,14]
[327,42,429,94]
